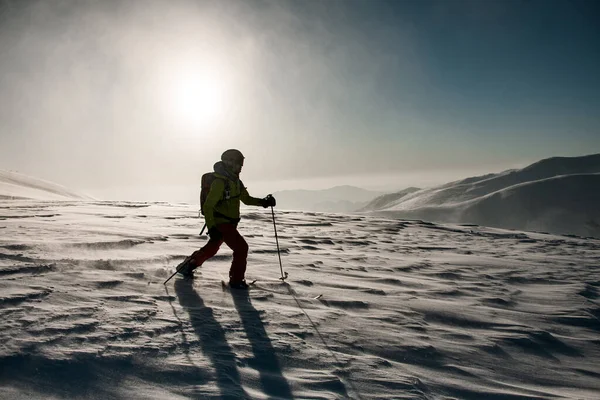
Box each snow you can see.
[362,154,600,238]
[0,170,92,201]
[1,199,600,399]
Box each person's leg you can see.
[189,237,223,269]
[220,224,249,282]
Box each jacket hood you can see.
[213,161,240,183]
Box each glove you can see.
[207,227,222,242]
[261,194,276,208]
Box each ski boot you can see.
[176,257,195,279]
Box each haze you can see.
[1,0,599,202]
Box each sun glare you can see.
[167,67,229,131]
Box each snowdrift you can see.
[365,154,600,238]
[0,170,92,201]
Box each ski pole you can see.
[199,223,206,236]
[270,205,287,281]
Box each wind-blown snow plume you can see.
[0,170,93,201]
[362,154,600,238]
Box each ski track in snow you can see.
[1,201,599,399]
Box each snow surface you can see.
[1,200,600,399]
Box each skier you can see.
[177,149,277,289]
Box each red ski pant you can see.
[190,223,248,281]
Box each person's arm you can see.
[204,179,225,228]
[240,187,263,207]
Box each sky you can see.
[0,0,599,201]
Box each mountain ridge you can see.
[363,153,600,238]
[272,185,385,213]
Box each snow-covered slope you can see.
[460,173,600,237]
[1,201,599,399]
[0,170,92,201]
[366,154,600,237]
[357,187,421,212]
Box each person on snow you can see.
[177,149,276,289]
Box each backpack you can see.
[200,173,230,216]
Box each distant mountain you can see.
[272,185,385,213]
[0,170,92,200]
[364,154,600,238]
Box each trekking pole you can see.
[163,256,191,285]
[270,205,287,281]
[163,269,179,285]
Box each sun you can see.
[167,68,229,131]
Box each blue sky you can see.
[0,0,598,200]
[277,0,600,156]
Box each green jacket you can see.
[204,172,262,229]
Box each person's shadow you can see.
[175,279,248,399]
[230,289,294,399]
